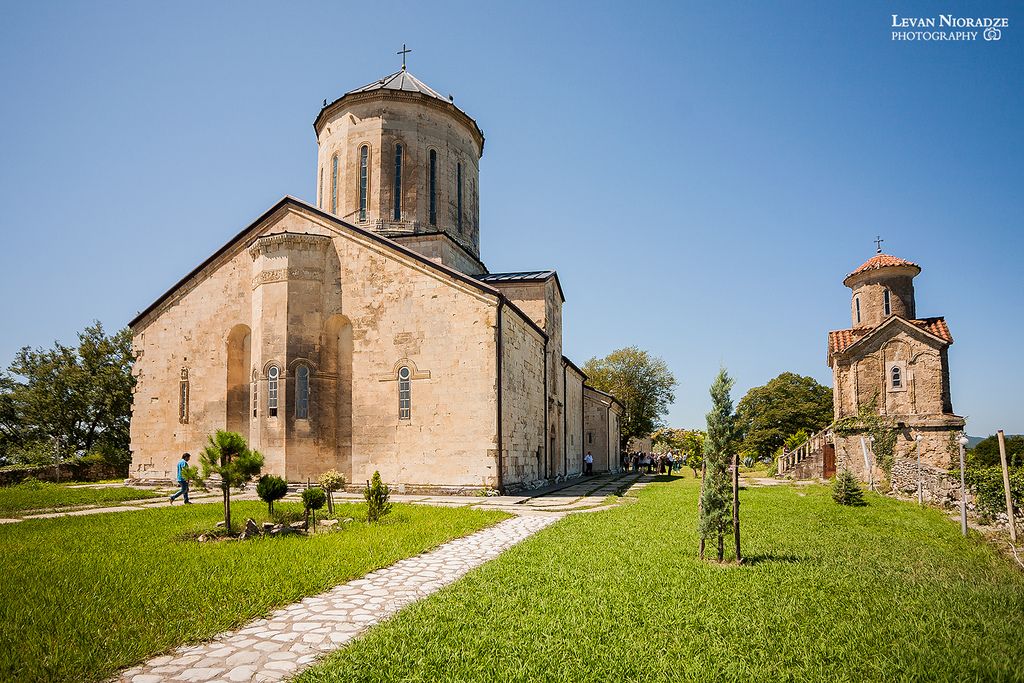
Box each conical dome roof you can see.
[844,253,921,286]
[344,69,448,102]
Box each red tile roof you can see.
[828,317,952,355]
[847,253,920,279]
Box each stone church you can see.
[827,250,965,500]
[127,67,622,493]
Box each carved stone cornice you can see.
[248,232,333,259]
[251,267,325,289]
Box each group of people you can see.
[623,451,683,475]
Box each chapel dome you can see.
[843,253,921,286]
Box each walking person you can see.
[584,451,594,475]
[169,452,193,505]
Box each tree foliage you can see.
[833,470,866,506]
[583,347,677,448]
[698,369,736,561]
[364,471,393,523]
[302,486,327,531]
[969,434,1024,469]
[0,322,134,470]
[198,431,264,530]
[653,427,705,475]
[735,372,832,460]
[256,474,288,515]
[318,469,347,514]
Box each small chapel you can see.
[127,64,622,493]
[826,246,965,500]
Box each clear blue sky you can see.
[0,1,1020,436]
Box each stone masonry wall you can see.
[500,307,546,491]
[564,364,584,477]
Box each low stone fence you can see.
[0,457,126,487]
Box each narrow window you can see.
[268,366,279,417]
[252,370,258,418]
[588,432,593,444]
[883,289,891,316]
[295,365,309,419]
[178,368,189,424]
[318,167,323,208]
[855,297,861,324]
[330,155,338,214]
[428,150,437,225]
[393,144,403,221]
[398,366,411,420]
[891,365,902,389]
[359,145,368,221]
[456,162,463,233]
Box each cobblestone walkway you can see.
[118,513,561,683]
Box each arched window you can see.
[428,150,437,226]
[295,365,310,419]
[268,365,279,417]
[178,368,189,424]
[359,145,369,221]
[318,166,323,209]
[891,365,902,389]
[883,289,891,316]
[393,143,403,221]
[456,161,463,233]
[331,155,339,214]
[855,297,861,323]
[398,366,411,420]
[252,370,258,418]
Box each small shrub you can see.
[833,470,866,506]
[964,464,1023,518]
[318,469,346,514]
[302,487,327,531]
[364,471,393,523]
[256,475,289,515]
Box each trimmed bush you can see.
[302,487,327,531]
[318,469,346,514]
[364,471,393,523]
[256,475,289,515]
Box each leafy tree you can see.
[302,487,327,531]
[198,431,264,530]
[784,428,810,451]
[318,469,347,514]
[256,474,288,515]
[735,372,832,460]
[0,322,135,470]
[969,434,1024,469]
[681,430,706,477]
[698,369,736,562]
[583,347,677,449]
[833,470,866,506]
[364,471,393,523]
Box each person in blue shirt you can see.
[169,452,193,505]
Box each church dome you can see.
[844,253,920,285]
[843,251,920,327]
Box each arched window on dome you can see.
[883,289,891,316]
[330,155,339,215]
[393,143,403,221]
[855,297,861,324]
[267,365,280,418]
[318,166,323,209]
[890,365,902,389]
[456,161,463,234]
[295,365,309,419]
[428,150,437,226]
[398,366,411,420]
[359,145,369,222]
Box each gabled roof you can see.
[477,270,566,303]
[828,316,953,358]
[127,196,547,342]
[583,385,625,411]
[561,355,587,380]
[845,253,921,285]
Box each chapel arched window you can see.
[359,145,369,222]
[268,365,279,417]
[393,144,403,221]
[178,368,189,424]
[884,289,891,316]
[855,297,861,324]
[331,155,339,214]
[428,150,437,226]
[295,365,310,419]
[456,161,463,234]
[398,366,411,420]
[891,365,902,389]
[252,370,258,418]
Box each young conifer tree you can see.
[698,368,736,562]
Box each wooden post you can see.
[732,452,742,563]
[698,460,706,559]
[959,437,968,537]
[997,430,1017,543]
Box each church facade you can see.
[127,68,622,493]
[827,251,964,501]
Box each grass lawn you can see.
[0,500,509,682]
[0,480,162,516]
[298,476,1024,683]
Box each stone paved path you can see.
[117,513,562,683]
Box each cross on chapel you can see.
[874,235,884,254]
[398,44,411,70]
